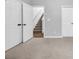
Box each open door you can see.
[23,3,33,42]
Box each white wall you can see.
[28,0,73,37]
[33,7,44,19]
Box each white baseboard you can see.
[62,36,73,38]
[44,36,63,38]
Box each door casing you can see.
[61,6,73,37]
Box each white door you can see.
[62,8,73,37]
[23,3,33,42]
[5,1,22,50]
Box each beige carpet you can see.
[5,37,73,59]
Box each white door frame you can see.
[61,5,73,37]
[33,6,45,38]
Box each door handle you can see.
[23,24,26,26]
[71,22,73,24]
[17,24,26,26]
[18,24,21,26]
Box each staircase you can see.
[33,14,44,38]
[33,7,44,38]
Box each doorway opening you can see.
[33,14,44,38]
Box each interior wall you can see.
[23,0,31,4]
[33,7,43,19]
[28,0,73,36]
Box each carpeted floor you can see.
[5,37,73,59]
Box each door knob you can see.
[23,24,26,26]
[71,22,73,24]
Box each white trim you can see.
[62,36,73,38]
[44,36,63,38]
[42,12,45,34]
[61,5,73,8]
